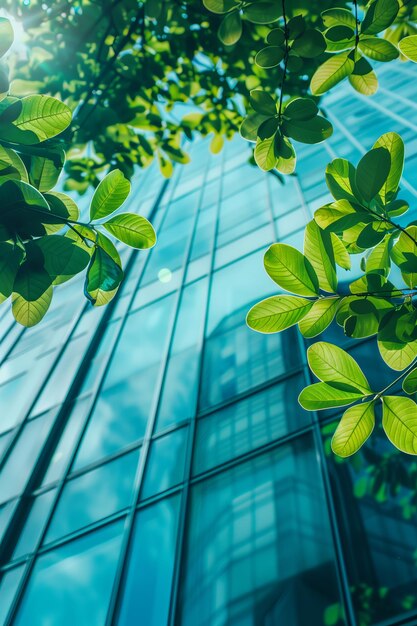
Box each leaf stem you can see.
[374,358,417,400]
[278,0,289,119]
[353,0,360,47]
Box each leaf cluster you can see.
[0,18,156,326]
[247,132,417,456]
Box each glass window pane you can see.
[118,496,180,626]
[156,279,208,431]
[45,450,140,544]
[74,295,176,468]
[0,499,17,543]
[194,374,309,475]
[15,522,124,626]
[0,410,56,505]
[13,489,56,560]
[178,435,343,626]
[142,428,188,500]
[0,565,26,625]
[200,323,300,410]
[41,397,91,487]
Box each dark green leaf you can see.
[250,89,276,116]
[355,147,391,203]
[84,246,124,306]
[282,114,333,144]
[361,0,399,36]
[218,11,242,44]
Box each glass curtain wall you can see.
[0,63,416,626]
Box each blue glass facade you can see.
[0,64,417,625]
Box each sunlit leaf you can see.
[264,243,319,296]
[307,341,372,393]
[382,396,417,454]
[90,169,131,220]
[247,295,313,333]
[103,213,156,249]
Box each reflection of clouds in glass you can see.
[14,523,123,626]
[45,451,139,544]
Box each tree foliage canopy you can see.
[2,0,417,456]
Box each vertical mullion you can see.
[167,150,226,626]
[106,147,212,626]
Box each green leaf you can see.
[307,341,372,393]
[331,233,351,269]
[0,18,14,59]
[0,95,72,145]
[250,90,276,116]
[321,8,356,29]
[348,55,378,95]
[243,2,280,24]
[325,158,359,202]
[310,51,355,96]
[373,132,404,203]
[0,242,24,303]
[358,36,399,62]
[240,113,270,142]
[344,311,380,339]
[355,147,391,203]
[103,213,156,249]
[398,35,417,62]
[202,0,236,14]
[361,0,399,36]
[84,246,124,306]
[378,314,417,370]
[267,28,285,46]
[246,295,313,333]
[34,235,90,279]
[287,15,306,40]
[299,382,366,410]
[391,225,417,286]
[382,396,417,454]
[254,134,277,171]
[90,169,131,220]
[298,297,340,338]
[0,144,28,183]
[12,263,53,327]
[283,98,318,120]
[255,46,284,68]
[264,243,319,296]
[314,199,370,233]
[218,12,242,45]
[331,401,375,457]
[29,148,65,193]
[282,114,333,145]
[274,133,296,174]
[0,178,53,239]
[304,220,338,292]
[291,29,326,58]
[403,368,417,394]
[365,234,391,277]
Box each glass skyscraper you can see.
[1,64,417,626]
